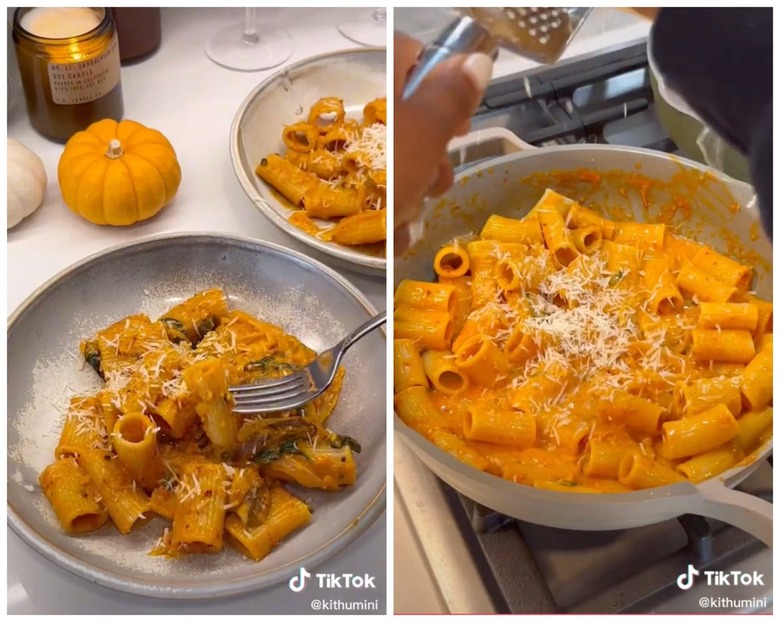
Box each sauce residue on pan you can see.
[289,211,320,236]
[267,188,386,258]
[718,225,768,270]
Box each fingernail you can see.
[462,53,494,94]
[408,219,424,247]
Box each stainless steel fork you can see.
[230,311,387,413]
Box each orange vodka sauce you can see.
[394,188,772,493]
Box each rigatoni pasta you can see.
[394,188,772,493]
[55,396,109,458]
[394,339,429,392]
[39,458,109,534]
[40,289,360,561]
[433,245,471,278]
[111,412,164,489]
[331,208,386,245]
[481,214,544,245]
[256,96,387,252]
[225,487,312,561]
[676,262,738,302]
[422,350,469,395]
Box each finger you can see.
[426,156,454,198]
[394,32,424,96]
[394,220,424,257]
[404,52,493,156]
[394,194,424,229]
[394,224,411,256]
[394,51,493,214]
[454,118,471,137]
[395,31,423,68]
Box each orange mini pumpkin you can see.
[58,119,181,226]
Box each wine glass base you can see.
[337,21,386,47]
[206,22,294,71]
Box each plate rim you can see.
[229,47,387,275]
[7,230,387,598]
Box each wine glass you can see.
[337,8,387,47]
[206,8,294,71]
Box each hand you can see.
[394,32,493,255]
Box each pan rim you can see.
[452,142,755,199]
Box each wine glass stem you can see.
[242,7,258,46]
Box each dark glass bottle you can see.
[111,8,162,63]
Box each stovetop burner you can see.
[443,460,772,614]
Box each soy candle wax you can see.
[13,7,124,142]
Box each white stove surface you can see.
[7,8,386,614]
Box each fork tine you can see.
[233,391,306,412]
[229,372,304,392]
[230,376,309,399]
[233,392,318,414]
[228,310,386,414]
[233,393,309,415]
[232,383,309,408]
[233,402,300,414]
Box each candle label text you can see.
[48,34,120,105]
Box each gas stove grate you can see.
[472,40,678,152]
[444,460,772,613]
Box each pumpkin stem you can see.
[106,139,124,159]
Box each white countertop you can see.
[7,7,386,614]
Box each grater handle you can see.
[402,16,497,101]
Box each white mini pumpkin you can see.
[8,138,47,229]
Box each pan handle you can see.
[692,482,773,547]
[448,127,535,172]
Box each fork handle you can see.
[339,311,387,354]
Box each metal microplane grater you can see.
[402,8,592,101]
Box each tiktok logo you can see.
[289,567,311,592]
[677,564,700,590]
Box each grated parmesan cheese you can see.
[344,122,385,171]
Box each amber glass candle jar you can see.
[13,7,124,142]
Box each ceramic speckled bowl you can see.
[8,232,386,598]
[230,48,387,276]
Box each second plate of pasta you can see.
[231,48,386,275]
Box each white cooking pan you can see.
[395,128,773,546]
